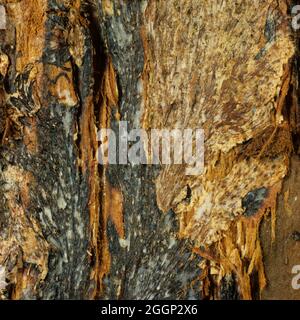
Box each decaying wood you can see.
[0,0,299,300]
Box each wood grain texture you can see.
[0,0,298,300]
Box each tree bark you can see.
[0,0,299,300]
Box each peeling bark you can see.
[0,0,299,300]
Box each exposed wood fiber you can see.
[0,0,298,300]
[141,0,296,298]
[142,0,294,246]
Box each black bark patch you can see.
[264,15,276,43]
[220,274,240,300]
[98,0,202,299]
[242,187,268,217]
[291,231,300,241]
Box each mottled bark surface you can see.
[0,0,299,300]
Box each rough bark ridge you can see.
[0,0,299,300]
[0,0,95,299]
